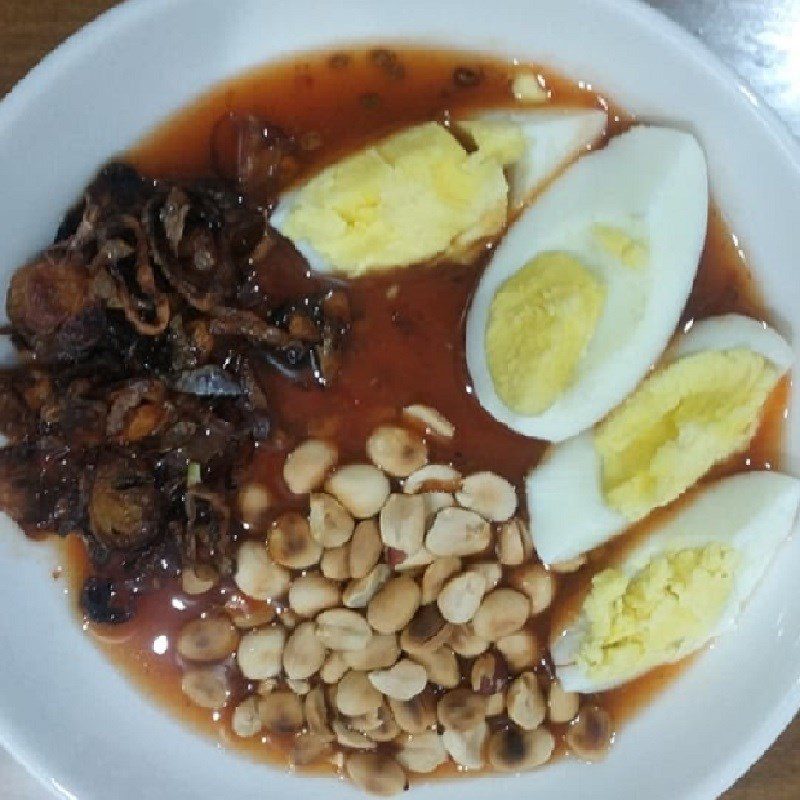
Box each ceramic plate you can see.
[0,1,798,798]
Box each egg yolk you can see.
[577,544,738,680]
[281,121,523,276]
[456,119,527,164]
[592,224,648,268]
[485,251,605,415]
[595,349,779,521]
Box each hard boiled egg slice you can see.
[527,314,793,565]
[552,471,800,693]
[453,108,607,212]
[270,109,606,277]
[465,125,708,443]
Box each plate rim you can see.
[1,1,799,799]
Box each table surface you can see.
[0,0,799,798]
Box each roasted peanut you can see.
[280,608,299,629]
[488,726,555,771]
[283,621,326,680]
[402,404,455,439]
[181,667,230,710]
[177,614,239,662]
[507,672,546,730]
[401,603,451,654]
[336,670,384,716]
[496,629,540,671]
[468,561,502,591]
[304,685,331,735]
[345,753,408,796]
[308,493,355,548]
[226,600,276,630]
[411,645,459,688]
[325,464,389,519]
[471,651,509,696]
[235,540,290,601]
[449,623,489,658]
[566,706,614,762]
[237,483,272,530]
[388,688,437,734]
[396,730,448,774]
[426,507,491,557]
[472,589,530,640]
[421,557,461,604]
[315,608,372,651]
[288,571,341,616]
[420,491,455,523]
[437,571,485,624]
[326,464,390,519]
[269,512,322,569]
[291,732,332,766]
[391,546,434,572]
[496,517,529,565]
[349,518,382,579]
[367,425,428,477]
[379,493,425,557]
[368,659,427,701]
[333,719,377,750]
[258,690,305,733]
[349,701,395,735]
[367,576,421,634]
[231,696,262,738]
[511,562,556,615]
[343,632,400,671]
[403,464,461,495]
[442,721,487,769]
[548,680,579,723]
[286,678,311,696]
[437,688,488,731]
[320,543,351,581]
[237,626,286,680]
[343,564,391,608]
[320,651,348,684]
[456,471,517,522]
[486,691,505,716]
[181,564,218,596]
[284,439,338,494]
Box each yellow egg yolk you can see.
[485,251,605,415]
[577,543,739,680]
[592,224,648,268]
[281,121,523,276]
[456,119,527,164]
[595,349,780,521]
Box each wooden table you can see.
[0,1,798,798]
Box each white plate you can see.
[0,1,798,799]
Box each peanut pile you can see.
[176,404,612,794]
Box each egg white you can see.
[270,109,607,274]
[453,108,607,213]
[672,313,793,368]
[552,471,800,693]
[526,314,793,566]
[466,125,708,443]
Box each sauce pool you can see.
[52,46,787,778]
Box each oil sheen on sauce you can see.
[57,47,787,777]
